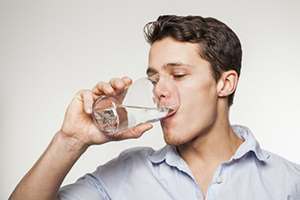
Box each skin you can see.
[147,37,244,196]
[9,37,243,200]
[9,77,153,200]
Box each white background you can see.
[1,0,300,198]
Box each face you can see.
[147,37,219,145]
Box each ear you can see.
[216,70,239,97]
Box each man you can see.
[10,15,300,200]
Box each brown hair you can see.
[144,15,242,106]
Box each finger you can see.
[81,90,94,114]
[109,78,126,93]
[127,123,154,139]
[112,123,153,140]
[134,123,154,137]
[92,81,115,96]
[121,76,133,88]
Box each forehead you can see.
[147,37,210,73]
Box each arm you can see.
[9,131,87,200]
[9,77,153,200]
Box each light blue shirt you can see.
[58,125,300,199]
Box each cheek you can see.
[179,78,218,130]
[180,77,217,110]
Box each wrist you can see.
[54,130,89,155]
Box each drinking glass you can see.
[91,77,179,136]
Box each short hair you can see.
[144,15,242,106]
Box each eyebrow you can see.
[146,62,194,76]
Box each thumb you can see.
[111,123,153,141]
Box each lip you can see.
[166,108,177,117]
[159,102,179,121]
[162,109,177,122]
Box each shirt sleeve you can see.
[57,173,110,200]
[57,146,152,200]
[287,162,300,199]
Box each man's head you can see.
[144,15,242,145]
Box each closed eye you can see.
[173,74,186,79]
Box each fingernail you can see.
[108,88,114,93]
[147,124,153,129]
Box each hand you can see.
[60,76,153,147]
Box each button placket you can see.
[214,164,225,185]
[215,176,223,184]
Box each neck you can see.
[177,105,244,167]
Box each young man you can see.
[10,15,300,200]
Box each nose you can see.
[152,76,173,107]
[150,75,180,112]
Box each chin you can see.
[163,134,184,146]
[160,114,185,145]
[161,117,211,146]
[161,125,188,146]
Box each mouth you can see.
[161,107,177,122]
[158,101,179,122]
[167,108,176,117]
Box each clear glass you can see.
[91,77,179,136]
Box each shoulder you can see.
[97,146,155,171]
[264,150,300,178]
[92,146,155,184]
[118,146,155,161]
[58,147,156,199]
[261,150,300,195]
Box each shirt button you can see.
[215,176,223,184]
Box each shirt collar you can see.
[148,125,270,166]
[148,144,176,164]
[230,125,270,162]
[148,144,195,178]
